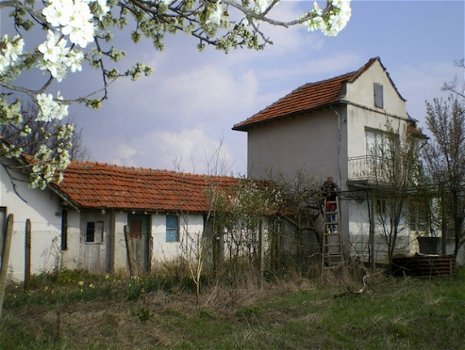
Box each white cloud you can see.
[143,128,235,174]
[111,143,138,165]
[133,64,259,126]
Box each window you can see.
[409,204,427,233]
[86,221,104,243]
[166,215,179,242]
[366,129,389,158]
[374,83,384,109]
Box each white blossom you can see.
[0,35,24,75]
[254,0,272,13]
[304,0,351,36]
[38,30,84,81]
[38,31,69,63]
[67,50,84,72]
[206,2,224,26]
[42,0,95,48]
[322,0,352,36]
[92,0,111,19]
[36,92,69,122]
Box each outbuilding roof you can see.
[54,161,239,212]
[233,57,405,131]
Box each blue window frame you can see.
[166,215,179,242]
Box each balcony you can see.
[347,155,390,184]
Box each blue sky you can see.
[4,1,465,175]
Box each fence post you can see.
[0,214,14,319]
[24,219,31,290]
[258,219,265,288]
[123,225,133,277]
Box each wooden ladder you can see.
[322,197,344,269]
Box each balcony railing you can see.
[348,155,387,182]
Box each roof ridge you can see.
[234,70,357,130]
[68,160,238,180]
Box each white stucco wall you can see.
[61,209,81,270]
[0,165,62,281]
[152,213,204,263]
[345,60,408,119]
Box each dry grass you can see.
[1,267,464,349]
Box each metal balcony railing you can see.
[347,155,384,181]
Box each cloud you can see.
[142,128,235,174]
[107,144,139,165]
[128,63,259,127]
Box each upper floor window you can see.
[366,129,389,158]
[166,215,179,242]
[374,83,384,109]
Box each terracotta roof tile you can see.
[55,161,239,212]
[233,57,383,131]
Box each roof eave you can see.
[232,102,341,131]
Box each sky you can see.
[3,1,465,175]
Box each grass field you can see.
[1,268,464,349]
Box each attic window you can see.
[374,83,384,109]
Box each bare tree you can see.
[442,59,465,99]
[370,124,423,265]
[423,95,465,259]
[271,170,321,267]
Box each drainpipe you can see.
[330,105,343,188]
[332,105,345,258]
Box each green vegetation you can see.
[1,269,464,349]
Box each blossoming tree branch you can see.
[0,0,351,188]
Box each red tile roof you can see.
[233,57,403,131]
[54,161,240,212]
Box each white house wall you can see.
[345,61,408,119]
[0,165,62,281]
[113,211,128,274]
[61,209,81,270]
[152,213,204,264]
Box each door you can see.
[128,214,151,274]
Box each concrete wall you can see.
[345,60,411,161]
[247,108,343,184]
[345,60,408,119]
[0,164,63,281]
[62,210,207,275]
[152,213,204,264]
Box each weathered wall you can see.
[0,165,62,281]
[247,108,343,184]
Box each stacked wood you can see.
[392,255,455,277]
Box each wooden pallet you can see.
[391,255,455,277]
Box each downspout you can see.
[330,105,343,188]
[331,105,345,259]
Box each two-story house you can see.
[233,57,422,263]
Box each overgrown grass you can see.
[1,269,464,349]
